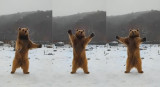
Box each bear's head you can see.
[75,29,85,39]
[129,29,140,38]
[18,27,29,40]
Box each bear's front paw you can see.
[90,33,95,37]
[38,44,42,48]
[116,36,119,39]
[142,38,146,42]
[68,30,72,34]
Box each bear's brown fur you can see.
[68,29,94,74]
[116,29,146,73]
[11,27,42,74]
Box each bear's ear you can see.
[76,29,78,31]
[18,27,21,30]
[26,28,28,30]
[136,29,139,31]
[129,29,132,31]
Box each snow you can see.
[0,41,4,43]
[0,44,160,87]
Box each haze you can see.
[106,0,160,16]
[0,0,52,16]
[52,0,106,17]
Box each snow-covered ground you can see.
[0,44,160,87]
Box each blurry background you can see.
[0,0,160,44]
[106,0,160,43]
[0,0,52,43]
[52,0,106,44]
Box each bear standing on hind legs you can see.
[68,29,95,74]
[11,27,42,74]
[116,29,146,73]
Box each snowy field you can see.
[0,44,160,87]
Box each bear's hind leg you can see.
[136,59,143,73]
[125,58,131,73]
[125,65,131,73]
[71,64,78,74]
[11,59,20,74]
[82,61,89,74]
[82,66,89,74]
[136,66,143,73]
[71,61,78,74]
[21,59,29,74]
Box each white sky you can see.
[52,0,106,17]
[1,0,159,16]
[106,0,160,16]
[0,0,52,16]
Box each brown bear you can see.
[11,27,42,74]
[116,29,146,73]
[68,29,95,74]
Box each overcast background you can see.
[0,0,52,16]
[106,0,160,16]
[1,0,160,16]
[52,0,106,17]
